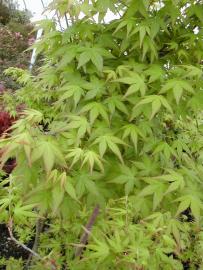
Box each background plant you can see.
[1,0,203,269]
[0,1,33,90]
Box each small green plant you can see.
[1,0,203,269]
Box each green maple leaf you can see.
[80,102,109,124]
[160,79,194,104]
[115,72,147,97]
[93,134,126,163]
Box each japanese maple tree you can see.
[0,0,203,269]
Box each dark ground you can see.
[0,224,31,269]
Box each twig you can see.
[7,219,57,270]
[64,14,69,28]
[75,204,100,258]
[7,219,42,260]
[25,218,44,269]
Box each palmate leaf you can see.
[187,91,203,111]
[141,36,158,62]
[93,134,126,163]
[21,109,43,124]
[81,150,104,173]
[77,47,114,71]
[139,25,150,48]
[181,65,202,79]
[106,230,127,253]
[164,175,185,195]
[109,164,137,195]
[144,212,165,228]
[149,170,185,195]
[175,195,203,222]
[64,179,77,202]
[116,65,132,77]
[84,178,100,196]
[151,98,161,119]
[138,180,167,210]
[56,84,84,108]
[103,69,117,81]
[49,171,78,203]
[115,73,147,97]
[87,240,110,263]
[43,145,55,173]
[144,65,164,83]
[166,219,182,248]
[38,66,59,88]
[80,102,109,125]
[104,95,128,115]
[160,79,194,104]
[0,196,14,210]
[77,51,91,69]
[130,24,151,47]
[153,141,177,160]
[31,139,66,173]
[172,139,191,158]
[124,0,148,18]
[13,202,38,220]
[66,148,104,173]
[131,95,173,120]
[66,116,91,139]
[113,18,136,37]
[15,132,33,166]
[4,68,31,85]
[66,148,84,168]
[52,182,65,215]
[0,132,33,169]
[83,76,106,100]
[122,124,145,152]
[91,50,103,71]
[133,155,159,176]
[59,173,78,201]
[75,171,100,198]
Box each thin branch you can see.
[75,204,100,258]
[40,0,45,9]
[115,4,122,18]
[25,218,44,269]
[56,11,63,31]
[22,0,27,10]
[7,219,42,260]
[64,14,69,28]
[7,219,57,270]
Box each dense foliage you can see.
[1,0,203,269]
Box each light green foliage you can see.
[1,0,203,269]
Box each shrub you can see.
[0,25,31,89]
[0,1,30,26]
[0,111,15,135]
[0,26,28,61]
[0,1,33,90]
[0,2,10,25]
[1,0,203,269]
